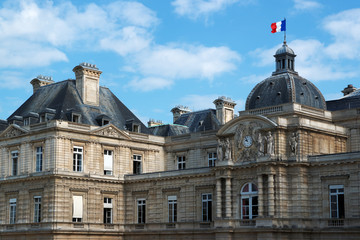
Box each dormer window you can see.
[96,114,111,126]
[126,119,141,133]
[71,113,81,123]
[133,124,140,133]
[39,114,46,123]
[23,118,30,126]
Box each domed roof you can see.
[275,42,295,55]
[245,73,326,110]
[245,42,326,111]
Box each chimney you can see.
[148,119,163,127]
[30,75,54,93]
[213,96,236,125]
[170,105,191,123]
[73,63,102,106]
[341,84,357,96]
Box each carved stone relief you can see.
[2,127,27,138]
[232,122,275,162]
[217,138,232,162]
[289,131,299,156]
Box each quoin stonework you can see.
[1,42,360,240]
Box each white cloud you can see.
[100,26,152,56]
[127,77,174,92]
[0,0,158,67]
[172,0,240,20]
[323,8,360,59]
[179,94,220,110]
[135,44,241,80]
[293,0,322,11]
[249,39,357,82]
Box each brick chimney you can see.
[341,84,357,96]
[30,75,54,93]
[73,63,102,106]
[213,96,236,125]
[171,105,191,123]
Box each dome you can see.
[275,43,295,55]
[245,42,326,110]
[245,74,326,110]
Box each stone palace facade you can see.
[0,42,360,240]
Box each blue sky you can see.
[1,0,360,125]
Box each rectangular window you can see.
[72,195,83,222]
[177,156,186,170]
[73,147,83,172]
[36,146,43,172]
[24,118,30,126]
[137,199,146,224]
[133,155,142,174]
[71,113,81,123]
[104,197,113,224]
[168,196,177,223]
[104,150,113,175]
[40,114,46,123]
[34,196,42,223]
[330,185,345,219]
[202,193,212,222]
[208,152,217,167]
[9,198,16,224]
[11,151,18,176]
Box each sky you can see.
[1,0,360,125]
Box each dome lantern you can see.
[272,41,298,76]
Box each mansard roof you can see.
[326,90,360,111]
[7,80,150,134]
[149,109,220,136]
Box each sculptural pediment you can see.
[90,124,131,140]
[0,124,29,139]
[217,115,278,163]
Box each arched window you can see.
[241,183,258,219]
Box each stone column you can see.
[225,178,232,218]
[257,175,263,217]
[216,178,222,218]
[268,174,275,217]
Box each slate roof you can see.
[7,80,150,134]
[327,89,360,111]
[246,73,326,110]
[150,109,220,136]
[0,120,8,133]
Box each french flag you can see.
[271,19,286,33]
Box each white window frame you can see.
[208,152,217,167]
[133,155,142,174]
[24,118,30,126]
[168,196,177,223]
[34,196,42,223]
[9,198,16,224]
[36,146,43,172]
[177,156,186,170]
[104,197,113,224]
[137,199,146,224]
[73,146,83,172]
[11,151,18,176]
[72,195,83,222]
[240,183,258,220]
[71,113,81,123]
[202,193,212,222]
[330,185,345,219]
[104,150,113,175]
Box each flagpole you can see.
[284,18,286,44]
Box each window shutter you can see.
[104,154,113,171]
[72,196,83,218]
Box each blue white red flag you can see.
[271,19,286,33]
